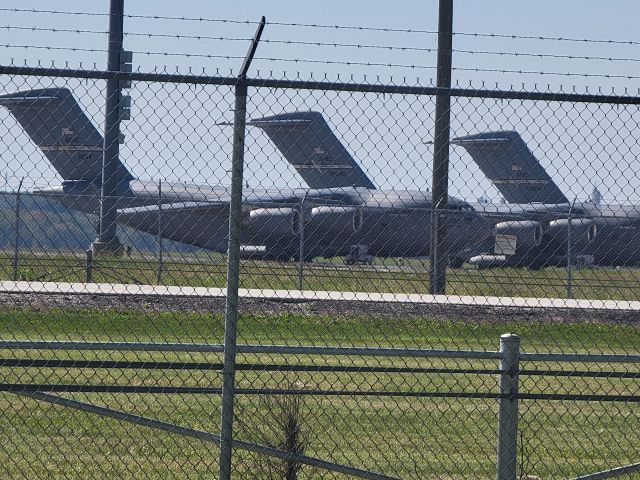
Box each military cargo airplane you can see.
[452,131,640,267]
[251,113,598,268]
[255,115,602,269]
[0,88,491,262]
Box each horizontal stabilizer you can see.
[452,131,568,204]
[0,87,133,185]
[248,111,376,190]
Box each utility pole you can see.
[429,0,454,294]
[92,0,128,255]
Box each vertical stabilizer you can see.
[452,131,567,204]
[0,88,132,184]
[248,111,376,190]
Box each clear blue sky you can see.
[1,1,640,203]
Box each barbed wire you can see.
[1,8,426,33]
[1,25,107,35]
[0,7,110,17]
[0,44,432,69]
[0,44,247,62]
[4,25,640,66]
[456,49,640,64]
[262,41,640,64]
[0,44,108,54]
[2,7,640,47]
[453,66,640,81]
[3,24,640,66]
[454,31,640,46]
[4,49,640,81]
[253,58,640,79]
[0,25,254,44]
[0,7,260,25]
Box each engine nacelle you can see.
[245,207,300,243]
[494,220,543,253]
[547,218,597,250]
[309,206,363,240]
[469,254,508,269]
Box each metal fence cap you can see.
[500,333,520,342]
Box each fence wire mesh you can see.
[0,16,638,480]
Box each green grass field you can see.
[1,307,638,479]
[3,251,640,301]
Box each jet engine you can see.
[309,206,363,240]
[547,218,597,249]
[494,220,543,252]
[246,207,300,242]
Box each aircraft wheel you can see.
[448,257,465,269]
[526,261,544,271]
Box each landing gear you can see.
[448,256,465,269]
[294,251,315,263]
[345,245,373,265]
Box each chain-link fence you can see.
[0,6,639,480]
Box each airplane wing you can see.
[117,202,230,251]
[117,187,350,222]
[118,201,225,217]
[116,188,351,251]
[117,191,307,221]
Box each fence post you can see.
[429,0,454,294]
[296,193,307,290]
[85,248,93,283]
[156,178,163,285]
[566,198,576,299]
[11,178,23,281]
[497,333,520,480]
[430,199,442,290]
[219,17,265,480]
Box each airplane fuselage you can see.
[469,201,640,267]
[36,180,491,261]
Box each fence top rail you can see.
[1,64,640,104]
[1,340,639,363]
[520,353,640,363]
[2,281,640,312]
[0,340,502,359]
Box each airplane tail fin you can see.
[451,131,567,204]
[0,87,133,185]
[247,111,376,190]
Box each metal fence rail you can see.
[2,333,637,479]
